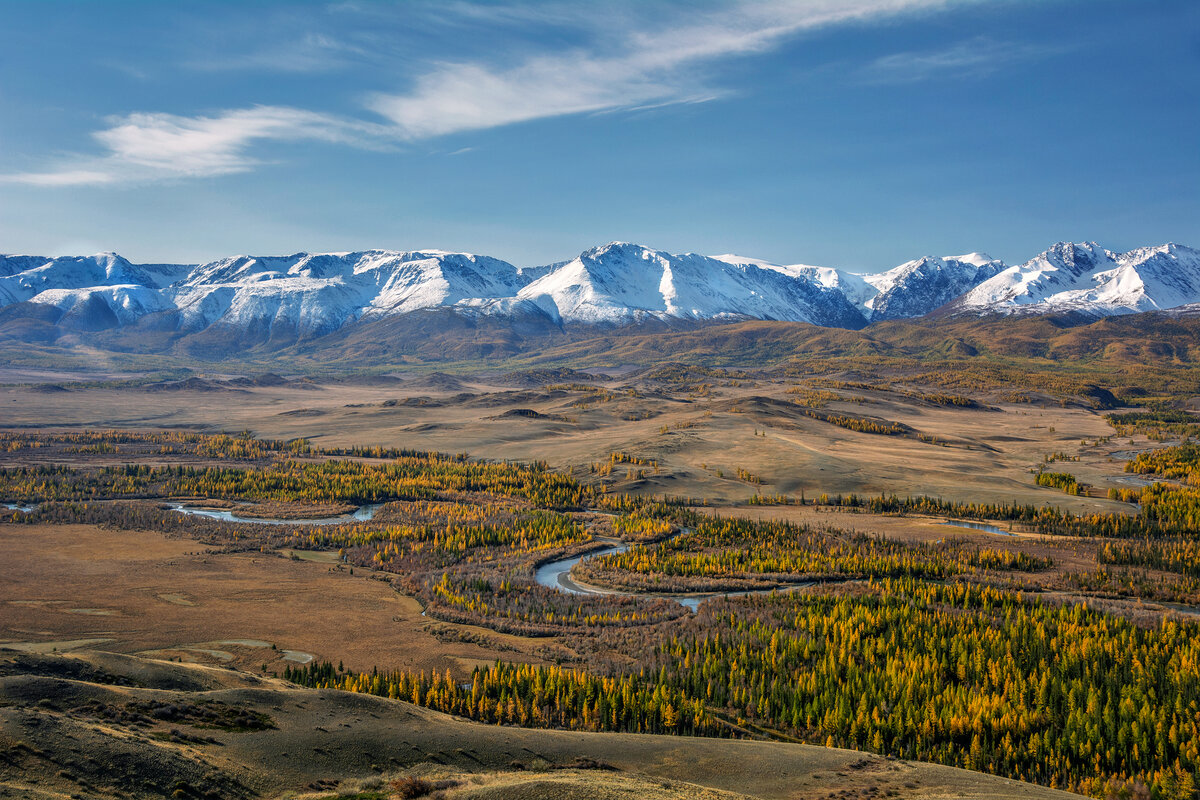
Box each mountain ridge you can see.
[943,242,1200,317]
[1,240,1196,352]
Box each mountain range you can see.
[1,240,1197,352]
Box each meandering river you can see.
[534,532,815,612]
[538,515,1035,610]
[169,503,382,526]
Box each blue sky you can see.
[0,0,1196,270]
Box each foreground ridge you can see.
[0,648,1083,800]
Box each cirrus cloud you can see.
[857,36,1064,84]
[4,106,392,186]
[4,0,984,187]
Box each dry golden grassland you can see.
[0,522,549,675]
[0,371,1156,510]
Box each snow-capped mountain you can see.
[517,243,866,327]
[947,242,1200,317]
[1,250,529,338]
[0,253,192,329]
[168,250,528,336]
[712,255,879,313]
[0,240,1196,349]
[709,251,1004,321]
[863,253,1005,321]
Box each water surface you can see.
[534,534,805,612]
[938,520,1015,536]
[170,502,381,525]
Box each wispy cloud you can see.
[858,36,1061,84]
[5,0,978,187]
[183,33,368,74]
[4,107,390,186]
[368,0,966,138]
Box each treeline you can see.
[646,581,1200,798]
[4,493,592,572]
[0,428,473,463]
[1,499,266,543]
[904,391,980,408]
[591,451,659,478]
[1107,410,1200,439]
[1127,444,1200,483]
[785,387,853,408]
[290,579,1200,799]
[422,570,687,636]
[0,429,310,460]
[611,512,674,540]
[730,490,1047,526]
[284,660,716,736]
[0,456,594,509]
[817,493,1046,523]
[803,410,907,436]
[1134,483,1200,533]
[1108,409,1197,427]
[1107,486,1142,503]
[316,512,588,569]
[1100,539,1200,579]
[735,480,1200,539]
[1113,445,1200,534]
[316,444,466,461]
[1065,567,1200,607]
[819,491,1200,540]
[1035,470,1087,496]
[577,516,1051,593]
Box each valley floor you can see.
[0,368,1151,509]
[2,365,1198,799]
